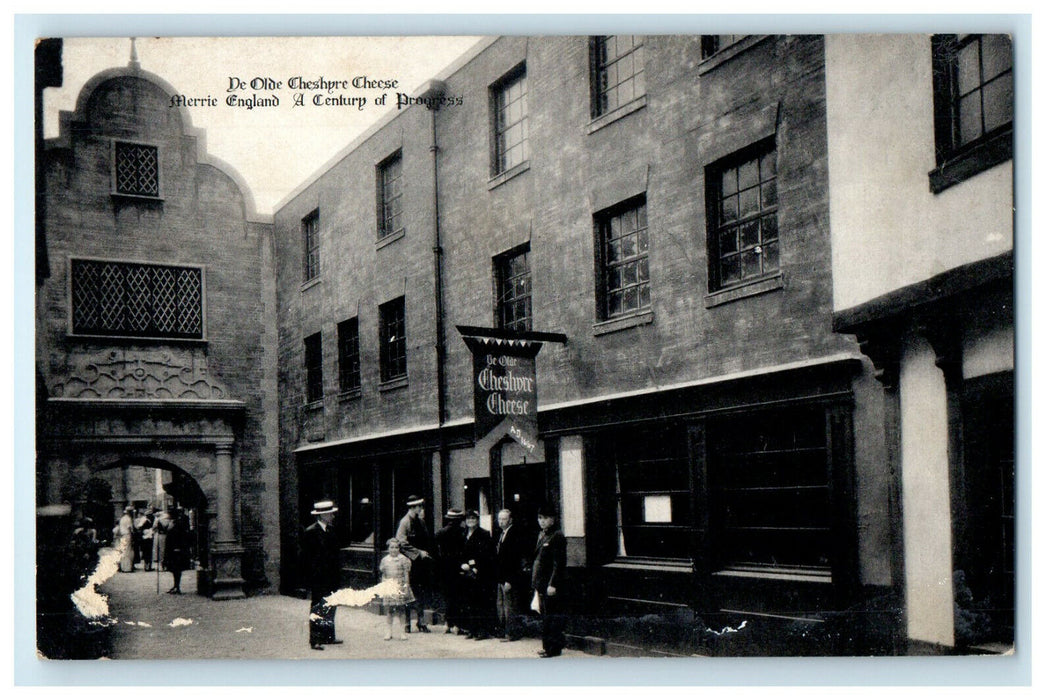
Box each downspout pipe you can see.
[417,79,450,515]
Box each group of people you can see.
[112,505,193,594]
[304,494,568,658]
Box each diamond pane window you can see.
[70,259,203,339]
[113,141,160,197]
[709,143,779,290]
[591,35,646,118]
[597,197,650,320]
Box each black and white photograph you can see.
[26,25,1023,673]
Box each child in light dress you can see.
[378,538,415,640]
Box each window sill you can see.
[300,277,322,293]
[378,376,408,392]
[586,95,647,135]
[65,332,207,344]
[603,558,693,573]
[697,35,770,76]
[375,229,405,250]
[929,128,1012,194]
[111,192,164,204]
[592,309,654,336]
[704,272,783,308]
[337,388,362,402]
[302,399,324,412]
[713,565,831,584]
[488,160,531,190]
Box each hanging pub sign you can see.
[457,325,566,461]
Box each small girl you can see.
[378,538,415,640]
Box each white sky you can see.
[43,36,483,214]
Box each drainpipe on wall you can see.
[418,80,450,515]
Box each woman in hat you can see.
[115,506,136,573]
[395,494,434,633]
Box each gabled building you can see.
[826,34,1015,652]
[37,54,281,598]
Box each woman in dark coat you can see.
[162,509,192,594]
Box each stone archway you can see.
[42,397,248,599]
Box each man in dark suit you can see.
[532,503,567,658]
[302,499,343,651]
[435,507,466,633]
[459,509,495,639]
[494,508,530,641]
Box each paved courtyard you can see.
[97,554,585,660]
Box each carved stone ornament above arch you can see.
[51,346,232,401]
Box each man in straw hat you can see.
[395,494,434,633]
[303,499,343,651]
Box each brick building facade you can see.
[273,35,895,646]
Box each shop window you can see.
[595,196,651,320]
[491,64,529,176]
[337,317,361,394]
[378,296,407,383]
[707,140,779,291]
[304,332,323,403]
[347,468,375,546]
[494,244,532,332]
[613,425,692,560]
[69,258,203,339]
[707,405,832,570]
[302,209,320,283]
[590,35,646,118]
[113,140,160,197]
[930,34,1013,192]
[376,150,403,240]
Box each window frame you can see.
[589,35,647,120]
[706,404,837,574]
[376,150,404,241]
[302,209,321,283]
[111,139,162,200]
[706,138,781,295]
[493,243,533,333]
[303,331,324,404]
[67,256,206,341]
[378,296,408,384]
[594,195,651,323]
[929,34,1013,193]
[337,317,362,396]
[490,63,529,178]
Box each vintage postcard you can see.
[32,30,1018,668]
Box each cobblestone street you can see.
[97,554,585,660]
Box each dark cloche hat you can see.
[465,509,480,519]
[538,503,558,518]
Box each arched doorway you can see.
[88,458,210,580]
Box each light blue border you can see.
[13,13,1032,687]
